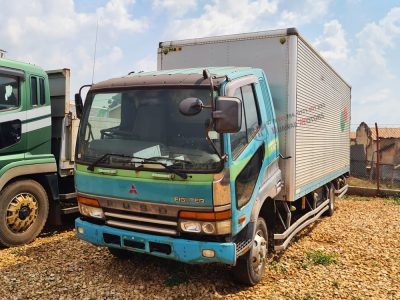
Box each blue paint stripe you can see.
[75,172,213,207]
[295,166,350,199]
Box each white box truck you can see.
[75,28,350,286]
[158,28,351,204]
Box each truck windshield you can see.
[77,88,222,172]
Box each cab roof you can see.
[90,67,260,91]
[0,58,47,77]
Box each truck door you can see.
[225,76,266,235]
[0,70,26,162]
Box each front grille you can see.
[104,209,178,236]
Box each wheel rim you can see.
[6,193,39,233]
[251,229,267,275]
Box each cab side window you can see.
[0,75,19,111]
[230,84,260,158]
[39,78,46,105]
[31,76,46,106]
[31,77,38,106]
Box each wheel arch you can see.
[0,163,57,192]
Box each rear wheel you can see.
[0,180,49,247]
[108,247,133,259]
[232,217,268,286]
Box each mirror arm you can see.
[205,134,227,162]
[79,84,92,96]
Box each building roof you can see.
[350,131,356,139]
[371,128,400,140]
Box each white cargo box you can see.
[158,28,351,201]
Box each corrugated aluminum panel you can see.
[158,29,351,201]
[294,37,351,197]
[158,34,293,199]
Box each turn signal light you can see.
[179,210,231,221]
[77,196,100,207]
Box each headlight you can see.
[180,221,201,233]
[78,203,104,219]
[179,219,231,235]
[202,222,216,234]
[179,209,232,235]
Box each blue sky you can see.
[1,0,399,128]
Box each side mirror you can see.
[75,84,92,119]
[179,97,204,116]
[213,96,242,133]
[75,93,83,119]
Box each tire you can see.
[324,184,336,217]
[0,180,49,247]
[108,247,133,259]
[232,217,268,286]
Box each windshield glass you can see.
[77,88,222,172]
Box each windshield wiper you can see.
[146,156,193,166]
[87,153,143,171]
[87,153,189,179]
[130,160,187,179]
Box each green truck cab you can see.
[0,58,77,247]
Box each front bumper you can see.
[75,218,236,265]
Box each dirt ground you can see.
[0,196,399,300]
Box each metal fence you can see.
[349,123,400,192]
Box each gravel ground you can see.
[0,196,399,300]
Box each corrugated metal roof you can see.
[371,128,400,140]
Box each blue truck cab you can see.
[75,67,284,284]
[75,62,347,285]
[75,29,351,286]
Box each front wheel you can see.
[232,217,268,286]
[0,180,49,247]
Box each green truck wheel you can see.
[0,180,49,247]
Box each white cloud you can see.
[169,0,278,39]
[152,0,197,16]
[278,0,332,27]
[0,0,147,94]
[167,0,335,40]
[320,7,400,125]
[353,6,400,78]
[314,19,348,61]
[135,55,157,72]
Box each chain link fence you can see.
[350,123,400,192]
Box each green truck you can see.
[0,57,77,247]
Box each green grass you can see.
[348,176,400,191]
[392,197,400,205]
[10,248,25,256]
[271,261,289,273]
[305,250,337,266]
